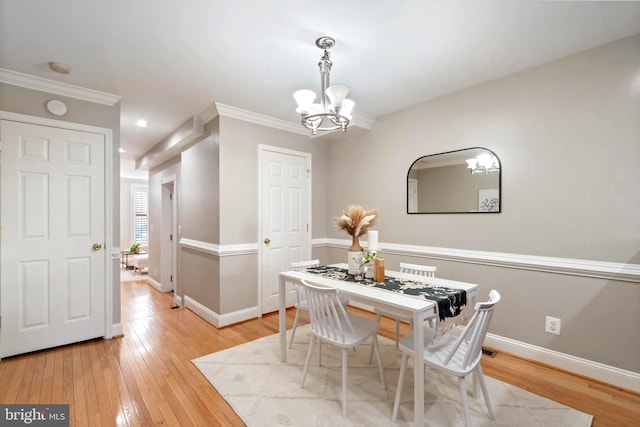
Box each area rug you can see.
[120,268,147,282]
[192,326,593,427]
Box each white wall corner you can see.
[184,295,258,328]
[146,276,172,293]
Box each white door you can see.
[0,120,106,357]
[260,147,310,314]
[162,181,174,291]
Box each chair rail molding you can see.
[179,238,259,257]
[312,238,640,283]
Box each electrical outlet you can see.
[545,316,561,335]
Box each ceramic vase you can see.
[347,235,364,275]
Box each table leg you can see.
[279,275,287,363]
[413,311,426,427]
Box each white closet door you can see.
[1,120,105,357]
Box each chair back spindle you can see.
[399,262,437,277]
[303,280,355,344]
[440,290,500,368]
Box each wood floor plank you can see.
[1,278,638,427]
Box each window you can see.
[133,188,148,243]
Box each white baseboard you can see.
[173,294,183,307]
[352,303,640,393]
[480,331,640,394]
[183,295,259,328]
[110,323,123,338]
[145,276,172,293]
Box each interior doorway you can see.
[258,145,312,314]
[161,176,178,301]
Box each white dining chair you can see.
[289,260,349,348]
[392,290,501,427]
[368,262,437,363]
[299,279,386,418]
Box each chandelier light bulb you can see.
[293,89,316,114]
[467,152,499,174]
[340,99,355,119]
[326,85,349,110]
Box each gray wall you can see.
[323,35,640,372]
[218,116,325,313]
[0,82,122,324]
[179,118,221,311]
[148,115,325,315]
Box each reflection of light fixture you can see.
[135,119,149,127]
[466,152,499,174]
[48,62,71,74]
[293,36,354,135]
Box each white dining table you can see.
[278,263,478,427]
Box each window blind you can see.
[134,190,148,243]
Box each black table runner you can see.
[304,266,467,321]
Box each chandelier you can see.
[293,36,354,135]
[466,152,500,174]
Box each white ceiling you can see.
[1,1,639,165]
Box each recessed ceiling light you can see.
[119,148,127,153]
[48,62,71,74]
[135,119,148,127]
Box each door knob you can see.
[92,243,102,251]
[264,238,271,244]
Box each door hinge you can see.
[170,275,173,282]
[170,234,173,241]
[307,169,310,178]
[307,224,309,232]
[170,193,173,200]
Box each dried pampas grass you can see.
[333,205,378,237]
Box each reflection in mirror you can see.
[407,147,501,214]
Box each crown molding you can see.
[214,102,377,137]
[0,68,120,106]
[312,238,640,283]
[215,103,309,136]
[352,111,376,130]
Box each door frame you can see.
[161,174,178,299]
[257,144,312,316]
[0,110,116,342]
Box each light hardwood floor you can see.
[0,279,638,426]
